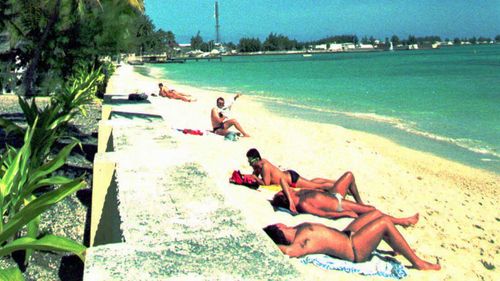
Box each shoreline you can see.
[137,63,500,175]
[117,64,499,280]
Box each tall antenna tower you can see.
[215,1,220,43]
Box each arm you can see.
[280,178,298,215]
[277,237,313,258]
[250,174,265,186]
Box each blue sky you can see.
[145,0,500,43]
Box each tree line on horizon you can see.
[188,32,500,53]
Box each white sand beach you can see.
[108,64,499,280]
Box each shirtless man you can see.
[263,210,440,270]
[158,83,195,102]
[246,148,364,204]
[272,178,418,225]
[211,95,250,137]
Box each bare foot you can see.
[242,134,251,137]
[402,213,419,227]
[414,260,441,271]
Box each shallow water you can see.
[141,45,500,174]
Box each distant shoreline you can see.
[220,43,499,57]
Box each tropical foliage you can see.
[0,120,87,278]
[0,0,146,97]
[0,66,105,279]
[262,33,298,51]
[0,0,148,279]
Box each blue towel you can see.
[300,252,408,279]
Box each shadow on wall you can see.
[93,169,124,246]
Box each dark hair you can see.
[217,97,224,104]
[159,83,163,87]
[270,191,288,209]
[263,224,290,245]
[246,148,261,160]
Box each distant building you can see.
[313,43,344,52]
[342,43,356,50]
[329,43,343,52]
[314,44,328,50]
[176,43,191,50]
[357,43,374,49]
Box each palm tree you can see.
[1,0,144,96]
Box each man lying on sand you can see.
[211,95,250,137]
[158,83,196,102]
[272,178,417,223]
[246,148,363,203]
[263,210,440,270]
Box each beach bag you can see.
[128,93,148,101]
[229,170,259,189]
[224,131,239,141]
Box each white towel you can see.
[300,252,408,279]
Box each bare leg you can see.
[310,178,336,185]
[224,119,250,137]
[326,172,363,204]
[214,128,229,136]
[341,204,418,227]
[351,215,440,270]
[340,200,376,214]
[344,210,385,232]
[172,94,194,102]
[295,177,331,189]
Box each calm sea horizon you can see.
[138,45,500,174]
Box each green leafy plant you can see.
[0,67,104,167]
[0,119,86,279]
[52,67,104,117]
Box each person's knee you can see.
[368,209,383,217]
[345,171,355,181]
[378,215,393,226]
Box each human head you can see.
[270,191,289,209]
[246,148,261,166]
[263,224,290,245]
[216,97,225,108]
[158,83,163,88]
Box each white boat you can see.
[303,54,312,57]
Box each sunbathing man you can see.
[246,148,364,204]
[211,95,250,137]
[273,178,418,224]
[263,210,440,270]
[158,83,196,102]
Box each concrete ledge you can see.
[85,93,301,280]
[97,121,113,153]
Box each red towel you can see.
[182,129,203,136]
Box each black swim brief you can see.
[213,123,224,132]
[287,170,300,187]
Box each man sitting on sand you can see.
[273,178,418,223]
[263,210,440,270]
[211,95,250,137]
[246,148,364,204]
[158,83,196,102]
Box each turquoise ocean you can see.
[140,45,500,174]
